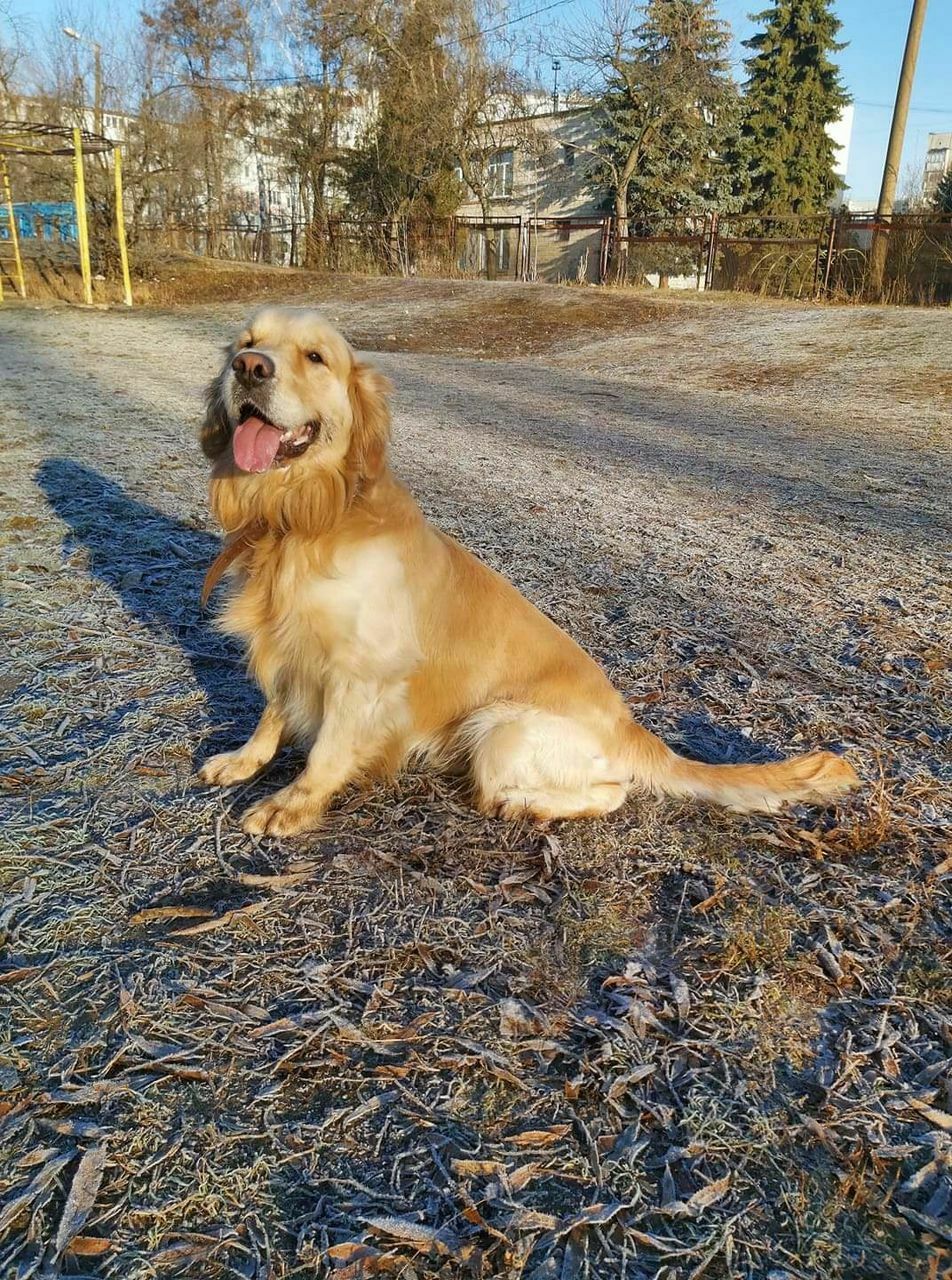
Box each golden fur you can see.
[198,306,859,836]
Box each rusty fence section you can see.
[129,210,952,304]
[828,213,952,305]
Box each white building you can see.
[924,133,952,200]
[454,101,856,281]
[828,104,854,195]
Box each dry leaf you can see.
[906,1098,952,1132]
[68,1236,112,1256]
[54,1144,107,1256]
[670,976,690,1021]
[0,966,41,985]
[451,1159,504,1178]
[0,1150,75,1234]
[129,905,216,925]
[607,1066,656,1101]
[169,900,266,936]
[327,1241,382,1263]
[498,998,543,1038]
[238,863,318,888]
[508,1125,571,1147]
[896,1205,952,1244]
[556,1202,631,1236]
[506,1208,560,1232]
[509,1162,541,1192]
[926,854,952,879]
[362,1215,460,1258]
[685,1173,731,1212]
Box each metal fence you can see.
[35,208,952,305]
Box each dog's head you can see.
[202,307,392,485]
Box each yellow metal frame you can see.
[72,127,93,305]
[113,146,133,307]
[0,155,26,300]
[0,122,133,306]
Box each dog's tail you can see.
[625,722,859,814]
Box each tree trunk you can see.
[480,197,497,280]
[202,124,217,257]
[611,189,629,283]
[307,176,327,270]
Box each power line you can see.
[441,0,577,47]
[141,0,578,96]
[854,98,951,113]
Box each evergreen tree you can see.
[577,0,741,277]
[740,0,849,214]
[934,169,952,215]
[608,0,740,223]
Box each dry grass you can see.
[1,286,951,1279]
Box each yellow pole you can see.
[72,127,93,305]
[113,146,133,307]
[1,157,26,298]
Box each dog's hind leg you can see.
[198,703,286,787]
[463,703,630,823]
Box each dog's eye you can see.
[306,351,323,364]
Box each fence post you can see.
[812,220,824,298]
[598,217,610,284]
[820,214,838,299]
[704,212,719,291]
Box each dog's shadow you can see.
[36,458,260,762]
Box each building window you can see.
[562,144,574,167]
[488,149,513,198]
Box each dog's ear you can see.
[200,368,232,461]
[347,359,392,478]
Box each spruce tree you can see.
[934,169,952,215]
[740,0,850,214]
[584,0,741,276]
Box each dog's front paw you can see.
[198,750,265,787]
[240,788,322,837]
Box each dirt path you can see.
[1,291,950,1278]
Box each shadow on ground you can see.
[415,361,950,545]
[35,458,260,761]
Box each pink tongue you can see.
[232,416,283,473]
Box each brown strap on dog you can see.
[201,523,265,609]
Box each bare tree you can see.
[141,0,248,254]
[346,0,464,273]
[452,12,540,279]
[0,1,24,107]
[283,0,364,264]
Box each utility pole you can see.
[869,0,928,298]
[63,27,103,137]
[551,59,561,114]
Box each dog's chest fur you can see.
[220,532,421,734]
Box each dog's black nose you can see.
[232,350,275,387]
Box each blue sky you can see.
[7,0,952,204]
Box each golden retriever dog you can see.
[197,306,859,837]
